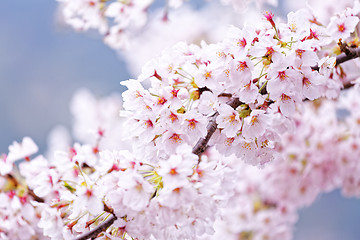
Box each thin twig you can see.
[5,173,45,203]
[27,187,45,203]
[74,214,117,240]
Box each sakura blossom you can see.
[3,0,360,240]
[7,136,38,162]
[56,0,272,52]
[327,14,359,40]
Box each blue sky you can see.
[1,1,360,239]
[0,0,129,153]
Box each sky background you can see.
[1,0,360,239]
[0,0,129,154]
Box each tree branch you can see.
[192,97,242,156]
[336,50,360,65]
[74,46,360,240]
[192,46,360,157]
[312,44,360,70]
[74,214,117,240]
[27,187,45,203]
[192,112,219,156]
[5,174,45,203]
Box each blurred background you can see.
[0,0,129,154]
[0,0,359,239]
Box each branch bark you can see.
[312,44,360,70]
[192,98,242,156]
[193,46,360,157]
[27,187,45,203]
[74,46,360,240]
[74,214,117,240]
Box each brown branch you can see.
[103,203,114,215]
[192,97,242,156]
[4,174,45,203]
[192,112,219,156]
[312,45,360,71]
[74,214,117,240]
[311,44,360,89]
[343,81,355,89]
[192,46,360,157]
[73,46,360,240]
[27,187,45,203]
[334,48,360,65]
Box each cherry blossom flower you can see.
[7,137,38,162]
[318,56,336,76]
[0,154,12,176]
[4,1,360,240]
[242,109,269,140]
[216,104,242,138]
[327,13,359,40]
[115,170,154,212]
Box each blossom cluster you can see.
[211,87,360,239]
[0,95,228,239]
[121,4,359,166]
[2,90,360,240]
[121,2,252,76]
[2,0,360,240]
[57,0,277,50]
[3,87,360,240]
